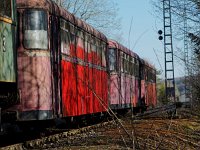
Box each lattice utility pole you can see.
[163,0,176,102]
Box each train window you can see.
[124,54,128,73]
[96,39,102,66]
[0,0,12,18]
[141,65,144,80]
[60,19,65,28]
[65,22,70,31]
[61,29,70,55]
[91,37,96,52]
[127,55,131,74]
[108,48,117,71]
[124,54,129,73]
[84,33,89,61]
[76,29,85,59]
[120,52,124,73]
[129,57,134,75]
[24,10,48,49]
[90,37,96,64]
[135,59,139,77]
[86,33,92,63]
[84,34,87,61]
[77,29,84,39]
[60,19,70,55]
[70,24,75,46]
[102,43,106,67]
[88,35,92,54]
[70,23,74,34]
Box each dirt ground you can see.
[45,109,200,150]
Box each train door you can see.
[50,13,62,117]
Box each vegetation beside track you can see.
[1,107,200,150]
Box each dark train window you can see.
[130,57,134,75]
[108,48,117,71]
[102,43,106,67]
[125,54,129,74]
[126,55,128,73]
[77,29,84,52]
[135,59,139,77]
[86,33,91,53]
[24,10,48,49]
[61,29,70,55]
[123,54,130,74]
[0,0,12,18]
[70,23,74,34]
[92,37,97,64]
[123,54,126,73]
[91,37,96,52]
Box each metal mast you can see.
[163,0,176,102]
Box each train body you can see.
[140,59,157,110]
[0,0,157,127]
[108,40,140,110]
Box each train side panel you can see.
[110,74,120,108]
[108,41,140,110]
[133,78,139,107]
[17,56,53,120]
[61,60,78,116]
[140,60,157,109]
[125,75,131,107]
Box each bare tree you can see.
[52,0,122,40]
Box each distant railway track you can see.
[135,103,183,119]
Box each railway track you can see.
[1,104,199,150]
[135,103,179,119]
[0,120,116,150]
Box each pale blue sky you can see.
[115,0,185,78]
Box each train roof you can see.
[108,40,139,58]
[140,58,156,70]
[16,0,107,42]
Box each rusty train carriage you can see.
[0,0,17,108]
[5,0,108,121]
[0,0,157,125]
[140,59,157,109]
[108,40,140,110]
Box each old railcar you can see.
[108,40,140,112]
[140,59,157,110]
[0,0,17,109]
[3,0,108,121]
